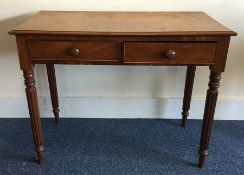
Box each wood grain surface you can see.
[9,11,236,36]
[29,40,119,61]
[124,42,217,64]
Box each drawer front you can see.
[29,40,119,62]
[124,42,217,64]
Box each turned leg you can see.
[181,66,196,127]
[46,64,60,123]
[23,69,44,163]
[198,68,221,168]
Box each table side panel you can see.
[15,35,229,67]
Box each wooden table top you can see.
[9,11,236,36]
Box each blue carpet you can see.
[0,119,243,175]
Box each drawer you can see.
[124,42,217,64]
[29,40,119,62]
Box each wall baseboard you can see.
[0,97,243,120]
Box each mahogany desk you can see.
[9,11,237,168]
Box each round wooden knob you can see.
[70,47,80,56]
[165,50,176,59]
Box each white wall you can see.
[0,1,244,119]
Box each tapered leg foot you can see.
[46,64,60,123]
[198,68,222,168]
[23,69,44,164]
[181,66,196,127]
[36,145,44,163]
[53,109,60,124]
[198,150,208,168]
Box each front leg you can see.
[198,68,222,168]
[23,69,44,163]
